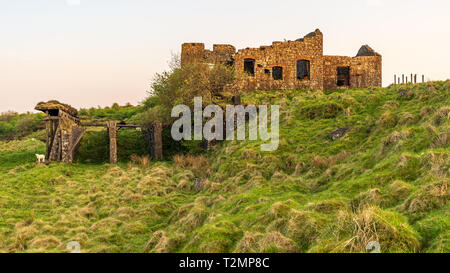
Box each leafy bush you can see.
[0,112,44,140]
[79,103,143,121]
[140,60,239,126]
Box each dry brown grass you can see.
[173,154,210,176]
[399,112,419,126]
[234,231,300,253]
[29,236,62,250]
[420,106,435,117]
[382,130,410,147]
[287,210,323,250]
[431,132,449,149]
[234,232,264,253]
[144,230,180,253]
[432,106,450,126]
[312,155,329,169]
[381,100,400,111]
[130,154,151,167]
[78,206,95,218]
[401,181,449,218]
[294,161,307,175]
[376,111,398,129]
[386,180,413,204]
[177,203,209,232]
[332,207,420,253]
[351,189,384,210]
[258,232,300,253]
[328,151,352,164]
[241,149,261,160]
[423,152,449,178]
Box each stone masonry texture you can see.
[181,29,382,91]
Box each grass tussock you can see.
[401,181,449,220]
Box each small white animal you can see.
[35,154,45,163]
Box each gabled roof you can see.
[356,45,381,57]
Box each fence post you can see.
[107,121,118,164]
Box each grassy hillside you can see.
[0,81,448,253]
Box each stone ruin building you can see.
[181,29,382,91]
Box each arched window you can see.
[272,66,283,80]
[244,58,255,76]
[297,60,310,80]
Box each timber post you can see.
[152,122,163,160]
[107,120,118,164]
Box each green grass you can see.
[0,81,448,253]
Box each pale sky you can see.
[1,0,449,113]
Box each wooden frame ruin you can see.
[35,101,86,164]
[35,101,163,164]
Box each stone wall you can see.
[323,45,382,90]
[181,43,235,66]
[233,29,324,91]
[181,30,382,91]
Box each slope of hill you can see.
[0,81,448,253]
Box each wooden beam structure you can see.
[36,101,83,164]
[81,123,142,128]
[37,101,165,164]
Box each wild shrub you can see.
[0,112,44,140]
[141,60,239,126]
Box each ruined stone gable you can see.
[181,29,382,91]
